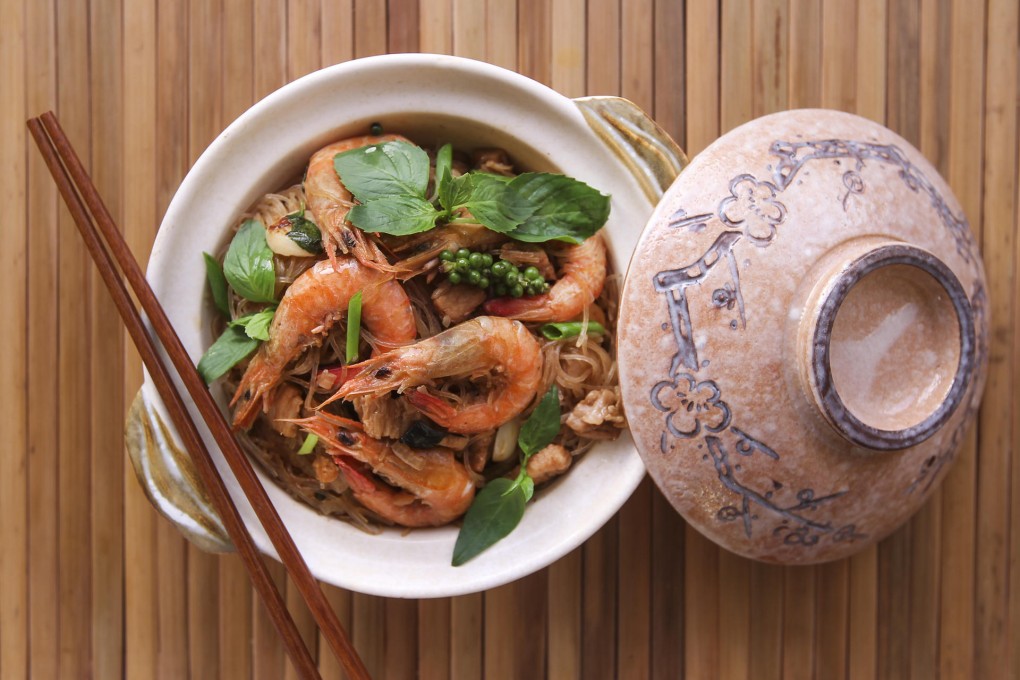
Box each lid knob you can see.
[793,238,976,450]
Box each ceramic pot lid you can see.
[618,109,988,564]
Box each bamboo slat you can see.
[617,482,653,680]
[485,0,516,68]
[352,594,385,677]
[419,0,452,55]
[940,0,987,678]
[3,2,1019,678]
[752,0,787,116]
[1011,138,1020,680]
[782,567,816,680]
[253,0,287,98]
[121,1,159,677]
[354,0,387,58]
[88,0,126,676]
[721,0,752,131]
[0,0,28,678]
[846,545,878,680]
[518,0,552,86]
[24,1,59,678]
[815,559,849,680]
[453,0,486,60]
[976,1,1018,679]
[55,2,94,677]
[449,594,482,680]
[788,0,822,110]
[384,598,418,680]
[748,563,783,680]
[252,563,287,680]
[318,584,353,679]
[417,598,451,680]
[388,0,420,53]
[321,0,355,66]
[716,550,750,680]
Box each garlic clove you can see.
[266,213,321,257]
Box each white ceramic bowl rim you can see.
[145,54,650,598]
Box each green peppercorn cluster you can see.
[439,248,551,298]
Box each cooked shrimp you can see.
[386,222,507,276]
[305,134,410,269]
[484,233,607,322]
[231,257,417,429]
[323,316,543,434]
[295,412,475,527]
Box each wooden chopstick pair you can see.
[27,112,371,680]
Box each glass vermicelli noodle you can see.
[206,132,626,536]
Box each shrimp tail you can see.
[332,456,377,494]
[482,294,549,319]
[405,389,458,423]
[230,356,277,430]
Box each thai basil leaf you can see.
[432,143,453,201]
[197,325,259,384]
[518,385,561,457]
[451,478,527,566]
[230,307,276,342]
[437,166,453,216]
[518,473,535,503]
[203,252,230,317]
[223,220,277,303]
[333,140,430,202]
[459,173,535,233]
[476,172,513,183]
[506,173,610,244]
[438,171,473,216]
[285,214,323,254]
[347,195,441,236]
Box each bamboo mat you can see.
[1,0,1018,678]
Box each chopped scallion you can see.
[297,433,319,455]
[346,291,363,363]
[540,321,606,341]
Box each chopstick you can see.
[28,112,371,680]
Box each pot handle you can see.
[126,390,233,552]
[573,96,688,203]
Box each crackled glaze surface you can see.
[618,109,988,564]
